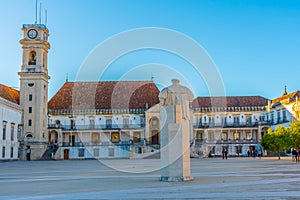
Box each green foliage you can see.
[289,121,300,149]
[261,126,289,160]
[261,121,300,160]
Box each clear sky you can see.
[1,0,300,100]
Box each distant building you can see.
[264,87,300,130]
[190,96,269,157]
[0,84,22,161]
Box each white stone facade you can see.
[0,97,22,161]
[48,109,146,159]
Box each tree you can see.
[289,121,300,149]
[261,126,289,160]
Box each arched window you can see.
[25,133,33,140]
[28,51,36,65]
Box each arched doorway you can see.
[49,130,58,144]
[149,117,160,144]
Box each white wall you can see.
[0,99,22,160]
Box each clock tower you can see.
[18,24,50,160]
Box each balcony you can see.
[200,139,258,145]
[61,139,146,147]
[193,121,260,128]
[49,124,145,130]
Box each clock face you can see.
[27,29,38,39]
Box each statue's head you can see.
[171,79,180,85]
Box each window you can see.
[196,131,203,141]
[78,149,85,157]
[222,132,228,140]
[28,83,34,87]
[208,132,214,141]
[133,132,141,143]
[28,51,36,65]
[283,110,287,121]
[2,147,5,158]
[70,119,75,129]
[89,119,95,128]
[91,132,100,144]
[152,119,158,127]
[10,147,13,158]
[2,121,6,140]
[108,148,114,157]
[106,118,112,128]
[233,132,240,140]
[29,94,32,101]
[28,119,32,126]
[246,132,252,140]
[111,132,120,143]
[10,123,14,141]
[18,125,22,139]
[123,118,129,127]
[29,107,32,114]
[93,148,100,157]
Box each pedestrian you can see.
[296,150,298,163]
[258,149,262,159]
[225,149,228,159]
[292,149,296,162]
[247,150,250,157]
[222,149,225,159]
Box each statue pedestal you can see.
[159,105,193,182]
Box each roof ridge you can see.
[66,80,153,83]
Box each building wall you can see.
[48,112,145,159]
[0,98,22,161]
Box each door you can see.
[64,149,69,160]
[151,130,159,144]
[69,135,75,146]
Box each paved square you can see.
[1,158,300,199]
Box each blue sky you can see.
[0,0,300,99]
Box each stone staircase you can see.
[41,145,59,160]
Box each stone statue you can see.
[159,79,194,182]
[159,79,194,120]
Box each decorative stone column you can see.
[158,79,194,182]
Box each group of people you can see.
[247,149,263,158]
[291,148,300,162]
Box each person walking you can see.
[225,149,228,160]
[292,148,296,162]
[222,149,225,159]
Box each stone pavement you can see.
[1,157,300,199]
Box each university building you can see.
[1,22,300,160]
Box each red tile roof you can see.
[271,91,300,105]
[48,81,160,110]
[0,84,20,105]
[191,96,269,108]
